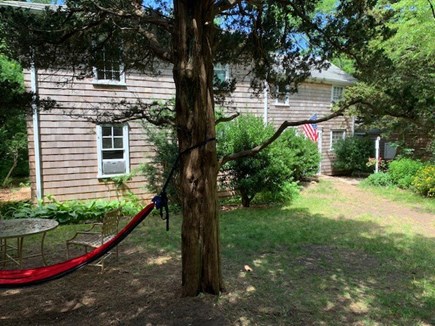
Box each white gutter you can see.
[263,81,268,125]
[30,60,42,201]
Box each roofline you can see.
[0,1,61,13]
[309,63,357,85]
[307,75,356,86]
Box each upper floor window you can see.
[93,43,125,85]
[214,63,229,83]
[330,129,346,150]
[275,84,290,105]
[332,86,344,102]
[96,124,130,177]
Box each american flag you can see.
[302,114,318,142]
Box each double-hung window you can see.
[330,129,346,150]
[214,63,229,83]
[275,84,290,105]
[96,124,130,177]
[332,86,344,103]
[93,41,125,85]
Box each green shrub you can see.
[412,165,435,197]
[388,158,424,189]
[218,115,319,207]
[139,124,180,206]
[363,172,394,187]
[254,181,301,205]
[333,137,373,175]
[271,128,320,181]
[218,115,276,207]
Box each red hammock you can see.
[0,202,155,288]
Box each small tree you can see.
[333,137,373,175]
[218,115,275,207]
[271,128,320,181]
[218,115,320,207]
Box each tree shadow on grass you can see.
[0,207,433,325]
[0,214,229,326]
[219,206,435,325]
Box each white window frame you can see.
[331,86,344,103]
[96,124,130,178]
[93,44,126,86]
[330,129,346,150]
[275,84,290,106]
[214,63,230,82]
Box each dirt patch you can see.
[0,253,228,326]
[320,176,435,238]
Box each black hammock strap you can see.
[152,137,216,231]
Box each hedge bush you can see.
[363,172,394,187]
[218,115,276,207]
[218,115,319,206]
[412,165,435,197]
[271,128,320,181]
[388,158,424,189]
[333,137,373,175]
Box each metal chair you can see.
[66,209,121,271]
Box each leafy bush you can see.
[254,181,301,205]
[333,137,373,175]
[2,198,142,225]
[218,115,276,207]
[388,158,424,189]
[412,165,435,197]
[270,128,320,181]
[363,172,394,187]
[140,124,180,205]
[218,115,319,207]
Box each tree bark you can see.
[173,1,223,296]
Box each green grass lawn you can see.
[359,182,435,215]
[8,179,434,325]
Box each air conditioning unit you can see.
[103,160,126,175]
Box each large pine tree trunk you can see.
[173,1,223,296]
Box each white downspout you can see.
[30,60,42,200]
[263,81,268,125]
[317,127,323,175]
[375,136,381,173]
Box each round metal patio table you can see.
[0,218,59,268]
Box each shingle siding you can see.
[25,64,353,201]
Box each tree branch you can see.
[214,0,244,15]
[215,112,240,125]
[63,100,175,127]
[91,2,173,32]
[136,27,174,63]
[428,0,435,19]
[219,107,348,167]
